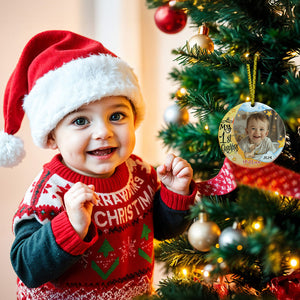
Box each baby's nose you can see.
[92,122,113,139]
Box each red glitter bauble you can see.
[154,4,187,34]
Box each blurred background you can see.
[0,0,194,298]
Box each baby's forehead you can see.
[248,118,268,126]
[78,96,133,110]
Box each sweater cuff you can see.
[51,211,98,256]
[160,180,197,210]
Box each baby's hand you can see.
[64,182,99,240]
[157,153,193,195]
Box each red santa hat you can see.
[0,30,144,167]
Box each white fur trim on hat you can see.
[0,131,25,167]
[23,54,145,149]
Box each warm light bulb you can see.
[203,270,210,278]
[290,258,299,268]
[253,222,261,230]
[233,75,240,83]
[204,124,209,131]
[182,268,188,276]
[217,257,224,263]
[252,217,263,231]
[288,51,297,57]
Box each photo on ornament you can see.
[233,102,285,166]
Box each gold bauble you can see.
[188,25,214,53]
[188,212,221,252]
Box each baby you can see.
[239,112,276,159]
[0,31,197,300]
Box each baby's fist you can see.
[157,153,193,195]
[64,182,99,239]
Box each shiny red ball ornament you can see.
[154,3,187,34]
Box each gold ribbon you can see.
[246,53,259,106]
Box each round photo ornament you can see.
[219,102,286,168]
[218,53,286,168]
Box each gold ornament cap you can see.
[188,25,214,53]
[199,25,209,36]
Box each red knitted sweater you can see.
[12,154,196,300]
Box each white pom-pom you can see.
[0,130,26,167]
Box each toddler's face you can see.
[245,118,269,145]
[47,96,136,178]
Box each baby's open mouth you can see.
[87,148,116,156]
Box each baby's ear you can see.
[46,132,58,149]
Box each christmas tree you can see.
[139,0,300,299]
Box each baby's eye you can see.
[73,117,89,126]
[110,112,125,122]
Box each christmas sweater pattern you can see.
[13,154,163,300]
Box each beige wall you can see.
[0,0,194,298]
[0,1,85,297]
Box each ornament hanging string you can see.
[246,53,259,106]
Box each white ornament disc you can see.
[218,102,285,168]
